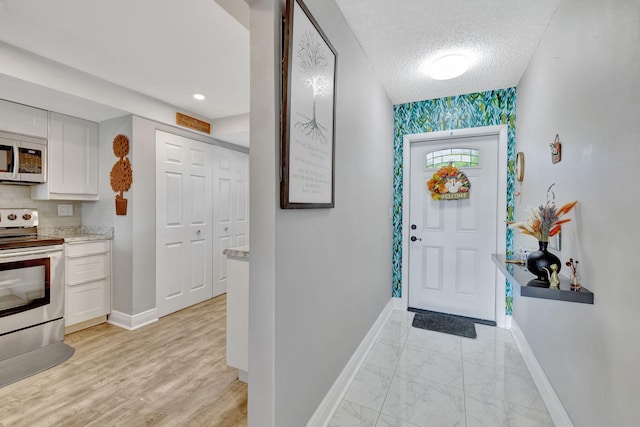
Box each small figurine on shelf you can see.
[566,258,581,291]
[543,264,561,289]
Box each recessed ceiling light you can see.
[424,54,472,80]
[193,93,206,100]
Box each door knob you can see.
[411,224,417,230]
[196,230,202,236]
[410,236,422,242]
[224,227,229,232]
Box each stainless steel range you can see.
[0,208,66,362]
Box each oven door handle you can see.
[0,246,63,258]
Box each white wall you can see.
[247,0,394,425]
[211,112,250,147]
[514,1,639,425]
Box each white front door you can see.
[156,130,213,317]
[212,147,249,296]
[408,134,498,321]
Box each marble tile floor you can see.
[328,310,554,427]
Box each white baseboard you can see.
[504,314,512,329]
[511,319,574,427]
[307,298,395,427]
[107,308,158,331]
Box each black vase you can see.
[526,241,561,287]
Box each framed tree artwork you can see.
[281,0,337,209]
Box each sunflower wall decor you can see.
[110,134,133,215]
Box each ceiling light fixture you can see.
[424,54,472,80]
[193,93,206,100]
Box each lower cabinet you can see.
[64,240,111,333]
[226,253,249,382]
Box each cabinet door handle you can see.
[12,142,19,179]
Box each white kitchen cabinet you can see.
[64,240,111,333]
[31,112,99,201]
[0,99,48,138]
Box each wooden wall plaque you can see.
[176,112,211,134]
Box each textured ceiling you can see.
[0,0,249,120]
[334,0,561,104]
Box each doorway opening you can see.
[401,126,508,327]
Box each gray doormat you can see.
[0,342,74,388]
[412,311,477,338]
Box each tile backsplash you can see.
[0,184,82,228]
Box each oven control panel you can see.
[0,209,39,227]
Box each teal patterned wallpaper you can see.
[393,88,516,314]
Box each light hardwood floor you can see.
[0,295,247,427]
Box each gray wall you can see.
[129,116,158,314]
[514,0,639,425]
[247,0,394,425]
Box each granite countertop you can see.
[38,226,114,242]
[223,245,250,258]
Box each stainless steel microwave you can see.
[0,131,46,184]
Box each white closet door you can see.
[212,147,250,296]
[156,131,213,317]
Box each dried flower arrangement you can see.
[566,257,582,291]
[509,184,577,242]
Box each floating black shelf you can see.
[492,254,594,305]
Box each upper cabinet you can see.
[32,112,99,201]
[0,99,48,138]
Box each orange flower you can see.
[555,201,578,217]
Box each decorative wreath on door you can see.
[426,165,470,200]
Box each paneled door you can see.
[212,147,249,296]
[156,131,213,317]
[408,134,498,321]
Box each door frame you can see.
[401,125,508,327]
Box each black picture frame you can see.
[281,0,337,209]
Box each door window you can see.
[426,147,479,169]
